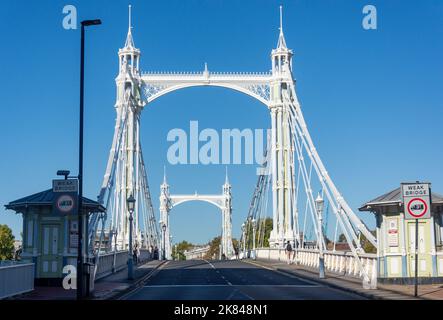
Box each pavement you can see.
[122,259,367,300]
[10,259,165,300]
[247,258,443,300]
[11,258,442,300]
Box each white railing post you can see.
[370,258,378,289]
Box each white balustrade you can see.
[253,248,377,286]
[0,262,34,299]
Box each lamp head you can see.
[127,194,136,212]
[56,170,70,180]
[82,19,102,26]
[315,192,324,213]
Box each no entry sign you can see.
[401,183,431,220]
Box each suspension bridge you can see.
[85,5,377,293]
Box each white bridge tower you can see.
[159,170,233,260]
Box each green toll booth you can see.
[359,185,443,284]
[5,185,105,286]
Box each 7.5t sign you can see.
[401,182,431,220]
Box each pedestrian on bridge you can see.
[285,241,293,264]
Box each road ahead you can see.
[124,259,365,300]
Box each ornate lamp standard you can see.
[241,222,246,259]
[127,195,136,280]
[252,218,257,260]
[162,223,167,260]
[315,193,325,279]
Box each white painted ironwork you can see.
[89,5,378,289]
[159,170,233,260]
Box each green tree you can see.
[172,240,194,260]
[336,231,377,253]
[360,231,377,253]
[259,217,273,248]
[0,224,15,260]
[204,236,222,260]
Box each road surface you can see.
[123,259,366,300]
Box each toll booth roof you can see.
[4,189,106,214]
[359,187,443,212]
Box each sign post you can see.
[401,182,432,297]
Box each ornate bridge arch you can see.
[169,194,226,210]
[141,66,272,107]
[158,173,233,260]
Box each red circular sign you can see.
[407,198,428,218]
[56,194,75,213]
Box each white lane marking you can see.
[143,284,320,288]
[204,259,233,286]
[204,259,216,269]
[244,260,323,286]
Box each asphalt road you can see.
[124,259,366,300]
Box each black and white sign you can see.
[53,179,78,193]
[401,183,431,220]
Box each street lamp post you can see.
[127,195,136,280]
[162,224,167,260]
[252,218,257,260]
[241,223,246,259]
[315,193,325,279]
[77,18,101,300]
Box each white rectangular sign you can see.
[52,179,78,193]
[401,182,431,220]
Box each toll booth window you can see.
[436,212,443,251]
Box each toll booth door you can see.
[39,224,62,278]
[407,222,431,277]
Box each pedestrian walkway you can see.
[247,259,443,300]
[10,260,164,300]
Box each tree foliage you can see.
[172,240,194,260]
[336,231,377,253]
[204,236,221,260]
[246,217,272,248]
[0,224,15,260]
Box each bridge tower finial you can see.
[225,166,229,185]
[280,5,283,34]
[129,4,132,30]
[276,5,287,50]
[123,4,136,49]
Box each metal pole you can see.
[414,219,419,297]
[242,229,246,258]
[163,228,166,260]
[128,210,134,280]
[253,225,256,260]
[77,24,85,300]
[318,207,325,279]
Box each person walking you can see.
[133,245,138,265]
[285,241,293,264]
[234,247,239,260]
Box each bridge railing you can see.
[0,261,34,299]
[254,248,377,285]
[94,249,154,281]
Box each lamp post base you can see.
[128,258,134,280]
[319,256,325,279]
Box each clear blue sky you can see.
[1,1,442,245]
